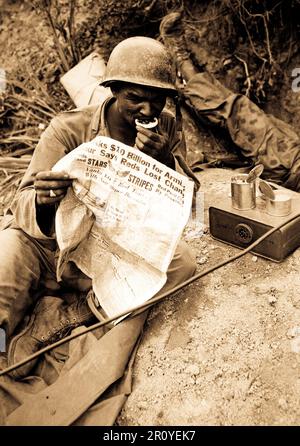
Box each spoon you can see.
[259,179,276,200]
[246,164,264,183]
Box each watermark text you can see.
[0,328,6,352]
[292,68,300,92]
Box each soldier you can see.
[0,37,199,379]
[160,11,300,191]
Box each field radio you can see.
[209,174,300,262]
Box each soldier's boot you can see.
[7,295,96,380]
[159,11,199,82]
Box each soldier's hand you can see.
[34,171,73,206]
[135,125,173,165]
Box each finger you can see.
[135,136,149,151]
[36,195,64,206]
[136,126,160,142]
[49,188,67,197]
[138,132,162,147]
[36,189,67,206]
[136,132,149,145]
[34,179,73,190]
[36,188,66,198]
[136,138,161,156]
[135,125,152,135]
[135,139,156,158]
[35,171,72,181]
[136,132,161,148]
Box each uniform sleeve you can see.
[10,118,71,240]
[183,72,300,189]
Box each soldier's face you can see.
[113,84,167,128]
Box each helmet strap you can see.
[174,94,183,134]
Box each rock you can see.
[278,398,288,410]
[252,255,258,262]
[268,295,277,305]
[137,401,148,410]
[286,326,300,339]
[197,256,207,265]
[214,371,223,379]
[290,295,300,309]
[185,364,200,376]
[224,390,234,401]
[290,337,300,353]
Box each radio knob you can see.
[234,223,254,244]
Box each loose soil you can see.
[118,169,300,426]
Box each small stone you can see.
[137,401,148,410]
[224,391,234,401]
[290,337,300,353]
[252,255,258,262]
[214,371,223,379]
[197,256,207,265]
[268,295,277,305]
[286,326,300,339]
[278,398,288,410]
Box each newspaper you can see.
[53,135,194,319]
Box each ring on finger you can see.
[49,189,57,198]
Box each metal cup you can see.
[265,190,291,216]
[231,174,256,210]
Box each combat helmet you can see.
[100,36,177,95]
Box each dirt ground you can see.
[118,168,300,426]
[1,1,300,427]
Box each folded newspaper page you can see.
[53,136,194,319]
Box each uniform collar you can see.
[91,94,116,137]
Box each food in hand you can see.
[135,117,158,129]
